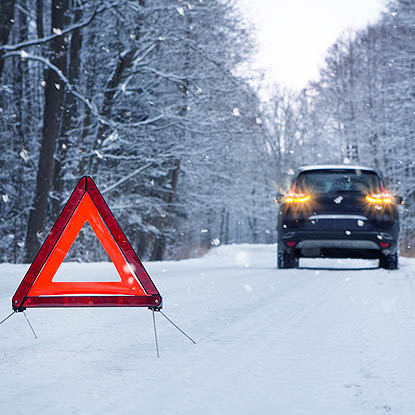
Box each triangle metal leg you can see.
[23,311,38,339]
[152,308,160,358]
[159,310,196,344]
[0,311,16,326]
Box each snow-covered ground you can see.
[1,244,415,414]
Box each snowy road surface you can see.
[1,244,415,414]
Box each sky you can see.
[237,0,388,90]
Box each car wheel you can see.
[277,245,298,269]
[379,252,398,270]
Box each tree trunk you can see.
[0,0,16,79]
[24,0,68,262]
[51,6,83,219]
[36,0,44,38]
[150,159,181,261]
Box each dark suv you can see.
[276,165,402,269]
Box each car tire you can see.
[379,252,398,270]
[277,245,298,269]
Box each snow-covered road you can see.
[1,244,415,414]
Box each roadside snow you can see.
[1,244,415,414]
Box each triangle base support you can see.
[15,295,162,310]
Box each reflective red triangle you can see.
[12,176,162,310]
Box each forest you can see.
[0,0,414,263]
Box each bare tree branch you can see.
[3,50,107,124]
[0,2,117,52]
[3,51,166,129]
[101,163,153,194]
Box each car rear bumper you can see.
[296,239,379,250]
[278,229,398,259]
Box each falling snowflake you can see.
[211,238,220,246]
[232,107,240,116]
[19,149,29,162]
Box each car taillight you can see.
[366,194,393,204]
[283,194,311,203]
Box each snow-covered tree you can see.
[0,0,277,263]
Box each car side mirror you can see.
[395,196,404,205]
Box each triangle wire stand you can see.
[1,307,196,357]
[0,310,38,339]
[151,307,196,358]
[0,311,16,325]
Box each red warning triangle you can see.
[12,176,162,311]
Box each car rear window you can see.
[296,169,382,194]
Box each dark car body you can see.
[276,165,401,269]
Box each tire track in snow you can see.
[115,268,346,414]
